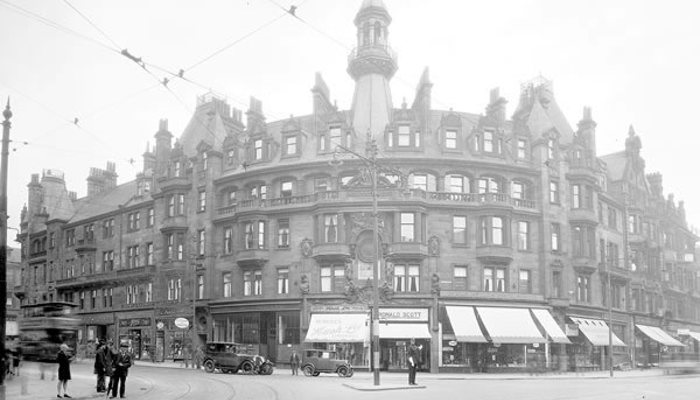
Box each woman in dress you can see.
[57,343,73,398]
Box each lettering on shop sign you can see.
[310,304,368,313]
[378,308,429,322]
[118,318,151,327]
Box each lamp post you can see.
[607,261,613,378]
[0,98,12,392]
[331,139,388,386]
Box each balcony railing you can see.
[219,188,537,216]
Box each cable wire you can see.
[61,0,122,50]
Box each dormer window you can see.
[254,139,263,160]
[484,131,494,152]
[283,135,298,156]
[517,139,527,159]
[475,130,501,154]
[173,161,182,177]
[226,149,235,166]
[398,125,411,146]
[445,130,457,149]
[329,126,342,149]
[547,138,556,160]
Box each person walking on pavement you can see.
[407,338,421,386]
[104,340,117,396]
[94,339,108,393]
[289,350,300,375]
[56,343,73,398]
[110,342,133,399]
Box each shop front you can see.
[635,324,684,367]
[211,309,301,363]
[567,316,626,371]
[377,308,432,371]
[476,307,548,371]
[440,306,487,371]
[305,312,370,367]
[119,317,152,360]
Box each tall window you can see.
[324,214,338,243]
[329,126,342,148]
[453,216,467,245]
[394,265,406,292]
[572,226,583,257]
[197,275,205,299]
[145,243,154,265]
[280,180,293,198]
[572,184,581,209]
[412,174,428,191]
[244,270,263,296]
[177,194,185,215]
[511,181,524,200]
[223,227,233,254]
[576,274,590,303]
[453,265,468,291]
[168,278,181,301]
[407,265,420,292]
[146,282,153,302]
[477,177,500,194]
[480,216,505,245]
[321,265,345,292]
[549,181,559,203]
[517,221,530,250]
[517,139,527,159]
[551,223,561,252]
[552,270,562,298]
[518,270,531,293]
[483,131,493,152]
[284,135,297,155]
[223,272,232,298]
[398,125,411,147]
[167,195,175,217]
[254,139,263,160]
[277,268,289,294]
[547,138,556,159]
[393,264,420,292]
[445,130,457,149]
[166,233,174,259]
[277,219,290,248]
[91,290,97,309]
[173,160,182,177]
[245,222,254,250]
[484,266,506,292]
[201,152,208,170]
[257,221,266,249]
[447,175,467,193]
[244,221,266,249]
[146,208,155,227]
[103,219,114,238]
[400,212,416,242]
[197,229,206,256]
[198,190,207,212]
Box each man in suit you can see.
[94,339,107,393]
[289,350,300,375]
[407,339,421,385]
[110,342,133,399]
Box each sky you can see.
[1,0,700,239]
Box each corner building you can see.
[15,0,700,372]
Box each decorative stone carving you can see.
[431,273,441,296]
[299,274,310,295]
[428,235,440,257]
[300,238,313,257]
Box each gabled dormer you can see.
[280,116,304,159]
[437,110,463,153]
[318,111,352,154]
[385,100,420,151]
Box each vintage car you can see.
[301,349,353,377]
[202,342,257,374]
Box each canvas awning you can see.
[686,331,700,342]
[304,313,369,343]
[445,306,488,343]
[569,317,626,346]
[378,323,432,339]
[476,307,547,344]
[636,325,684,347]
[531,309,571,344]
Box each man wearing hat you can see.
[110,341,133,399]
[94,339,108,393]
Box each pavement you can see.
[2,359,672,399]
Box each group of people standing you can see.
[92,339,133,399]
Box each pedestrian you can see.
[12,344,21,377]
[57,343,73,398]
[193,345,203,370]
[104,339,117,396]
[110,341,133,399]
[183,344,191,368]
[94,339,107,393]
[289,350,300,375]
[407,338,420,386]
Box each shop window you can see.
[278,311,300,344]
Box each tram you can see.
[19,301,81,361]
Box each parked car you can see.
[202,342,257,374]
[301,349,353,377]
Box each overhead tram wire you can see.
[61,0,123,50]
[0,0,121,55]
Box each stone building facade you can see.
[15,0,700,371]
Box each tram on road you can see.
[19,301,81,362]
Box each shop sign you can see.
[119,318,151,328]
[378,308,429,322]
[174,317,190,329]
[677,329,690,336]
[310,304,368,313]
[565,324,579,336]
[448,340,458,347]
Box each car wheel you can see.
[240,360,254,374]
[345,367,354,378]
[203,360,216,374]
[302,364,315,377]
[313,371,320,376]
[261,364,273,375]
[337,366,349,377]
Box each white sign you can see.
[174,317,190,329]
[678,328,690,336]
[378,308,429,322]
